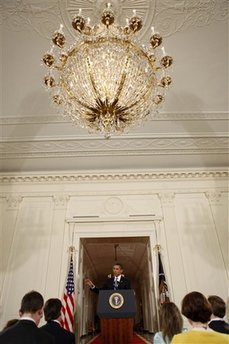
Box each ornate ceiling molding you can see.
[0,136,228,159]
[0,0,228,39]
[153,0,228,37]
[0,170,228,184]
[1,112,228,125]
[0,1,228,172]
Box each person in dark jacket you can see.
[208,295,229,334]
[41,298,75,344]
[85,262,131,293]
[0,290,54,344]
[1,319,19,331]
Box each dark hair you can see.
[44,298,62,321]
[2,319,18,331]
[20,291,44,314]
[181,291,212,323]
[159,302,183,342]
[114,263,123,270]
[208,295,226,318]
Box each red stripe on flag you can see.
[61,255,75,332]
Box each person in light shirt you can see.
[85,262,131,293]
[171,291,228,344]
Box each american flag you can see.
[158,250,170,305]
[61,253,75,332]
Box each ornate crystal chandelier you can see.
[42,3,173,137]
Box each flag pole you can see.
[152,221,161,330]
[153,244,161,329]
[155,244,161,252]
[69,245,75,257]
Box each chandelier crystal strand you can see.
[42,3,173,137]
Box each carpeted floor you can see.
[87,333,151,344]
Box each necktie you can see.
[113,277,118,290]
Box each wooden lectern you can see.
[97,290,136,344]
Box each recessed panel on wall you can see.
[174,193,227,299]
[1,197,53,320]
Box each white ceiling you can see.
[0,0,228,172]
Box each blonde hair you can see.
[159,302,183,342]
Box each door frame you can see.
[66,216,162,338]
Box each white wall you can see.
[0,170,228,336]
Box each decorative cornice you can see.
[153,112,229,121]
[0,115,66,125]
[0,171,228,184]
[0,112,228,125]
[0,136,228,159]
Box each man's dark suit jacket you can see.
[41,320,75,344]
[91,275,131,294]
[208,319,229,334]
[0,319,54,344]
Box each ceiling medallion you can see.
[42,2,173,137]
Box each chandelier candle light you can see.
[42,3,173,137]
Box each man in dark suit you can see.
[208,295,229,334]
[41,298,75,344]
[0,290,54,344]
[85,262,131,293]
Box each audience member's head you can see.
[159,302,183,342]
[44,298,62,322]
[181,291,212,324]
[19,290,44,325]
[208,295,226,319]
[226,297,229,323]
[2,319,18,331]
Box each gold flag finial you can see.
[154,244,161,251]
[69,246,76,256]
